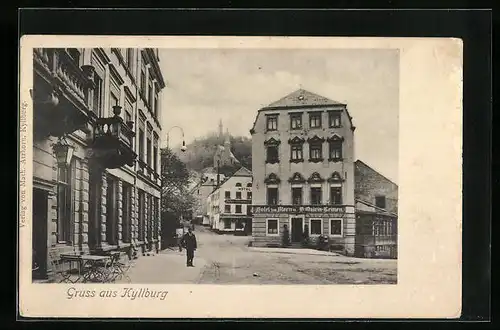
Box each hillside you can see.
[176,132,252,175]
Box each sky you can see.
[159,49,399,183]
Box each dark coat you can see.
[181,232,197,251]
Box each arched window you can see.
[235,182,242,187]
[246,182,252,187]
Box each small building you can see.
[250,89,357,254]
[191,170,227,226]
[354,160,398,258]
[207,167,253,235]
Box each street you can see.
[119,226,397,284]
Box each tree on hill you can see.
[180,133,252,172]
[160,148,196,217]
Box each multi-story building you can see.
[191,170,227,226]
[250,89,357,254]
[354,160,398,258]
[206,167,253,235]
[31,48,164,281]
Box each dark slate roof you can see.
[262,89,346,109]
[232,166,252,177]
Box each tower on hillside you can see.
[218,119,224,139]
[213,121,240,168]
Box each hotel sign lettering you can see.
[252,205,345,215]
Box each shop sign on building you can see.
[251,205,345,215]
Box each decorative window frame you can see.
[307,172,325,184]
[308,111,323,129]
[264,173,281,184]
[329,218,344,237]
[264,137,280,164]
[266,218,280,236]
[307,135,325,163]
[309,218,323,236]
[265,113,279,132]
[327,134,344,162]
[328,110,342,128]
[289,112,303,130]
[288,172,306,184]
[327,171,345,183]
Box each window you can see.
[292,187,302,205]
[235,205,242,214]
[154,93,159,118]
[106,176,118,245]
[310,219,322,235]
[309,143,323,160]
[146,137,152,167]
[92,74,104,116]
[246,182,252,187]
[110,92,119,113]
[266,219,279,235]
[224,219,231,229]
[153,136,158,172]
[235,182,242,187]
[329,141,342,160]
[225,191,231,199]
[122,183,132,243]
[235,191,242,200]
[310,187,322,205]
[225,204,231,213]
[375,196,386,209]
[329,111,341,127]
[290,144,303,161]
[148,80,153,107]
[147,194,153,240]
[140,64,146,95]
[247,206,252,215]
[266,145,279,163]
[309,112,322,128]
[266,115,278,131]
[138,129,145,162]
[330,219,343,236]
[124,99,133,123]
[126,48,134,72]
[67,48,81,65]
[267,187,278,205]
[56,161,75,243]
[247,192,252,200]
[290,113,302,130]
[330,186,342,205]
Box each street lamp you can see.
[166,126,187,152]
[53,135,74,167]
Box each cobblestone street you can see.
[120,226,397,284]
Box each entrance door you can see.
[291,217,303,243]
[32,188,48,280]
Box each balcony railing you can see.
[33,48,95,137]
[91,107,137,168]
[34,48,91,109]
[94,116,134,148]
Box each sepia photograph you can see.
[19,36,462,318]
[30,47,398,285]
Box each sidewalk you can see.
[248,247,341,257]
[116,249,207,284]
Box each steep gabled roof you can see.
[262,89,346,109]
[232,166,252,177]
[355,160,398,187]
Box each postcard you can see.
[19,36,462,318]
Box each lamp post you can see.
[166,125,187,152]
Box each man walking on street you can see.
[181,227,197,267]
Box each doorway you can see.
[32,188,48,280]
[291,217,304,243]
